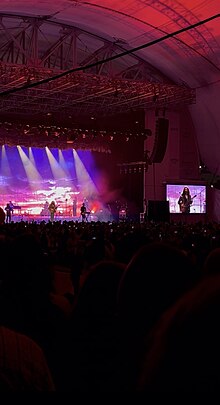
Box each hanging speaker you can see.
[150,118,169,163]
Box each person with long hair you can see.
[48,201,58,222]
[178,186,193,213]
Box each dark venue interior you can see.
[1,0,220,392]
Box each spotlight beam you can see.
[17,146,42,190]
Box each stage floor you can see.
[10,214,99,223]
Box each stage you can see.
[10,214,99,223]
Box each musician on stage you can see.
[80,202,87,222]
[178,187,193,214]
[9,201,14,213]
[48,201,58,222]
[5,203,13,223]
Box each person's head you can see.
[203,248,220,277]
[183,187,190,195]
[73,260,125,318]
[117,241,195,335]
[138,274,220,392]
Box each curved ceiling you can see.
[0,1,220,175]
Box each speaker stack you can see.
[150,117,169,163]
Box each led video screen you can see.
[166,184,206,214]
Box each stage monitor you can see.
[166,184,206,214]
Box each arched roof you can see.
[1,1,220,175]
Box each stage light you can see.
[17,146,42,190]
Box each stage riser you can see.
[9,215,99,223]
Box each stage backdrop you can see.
[0,146,105,217]
[0,142,144,220]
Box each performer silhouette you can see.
[48,201,58,222]
[80,202,87,222]
[5,203,13,223]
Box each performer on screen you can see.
[178,187,193,214]
[48,201,58,222]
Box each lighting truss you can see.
[0,12,195,122]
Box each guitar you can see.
[180,195,196,213]
[54,204,60,212]
[49,203,59,213]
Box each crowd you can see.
[0,218,220,391]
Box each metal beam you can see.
[0,12,196,122]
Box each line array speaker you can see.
[150,118,169,163]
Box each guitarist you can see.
[48,200,58,222]
[178,187,194,214]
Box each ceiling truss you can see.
[0,13,195,123]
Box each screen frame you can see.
[165,183,206,214]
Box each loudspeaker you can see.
[150,118,169,163]
[148,200,170,222]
